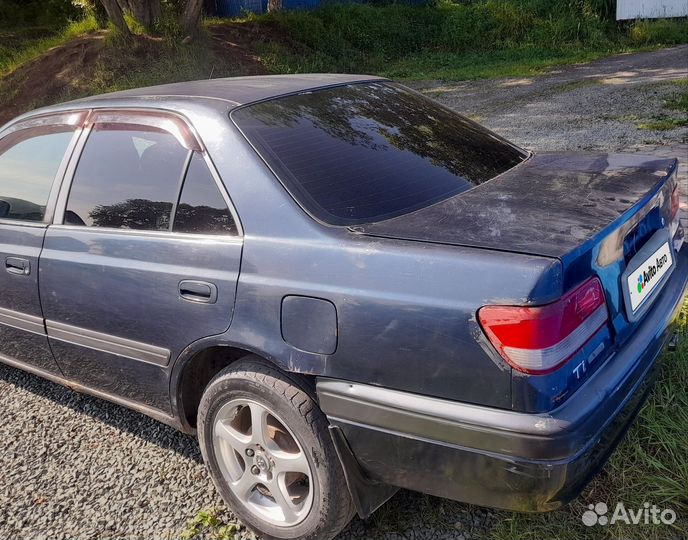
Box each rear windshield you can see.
[232,82,527,226]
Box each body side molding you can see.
[46,320,171,366]
[0,306,45,335]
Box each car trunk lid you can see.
[354,152,677,261]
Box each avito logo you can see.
[637,253,669,294]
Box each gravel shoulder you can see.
[412,44,688,153]
[1,46,687,540]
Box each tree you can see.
[99,0,130,35]
[97,0,206,37]
[118,0,162,29]
[179,0,204,36]
[267,0,283,12]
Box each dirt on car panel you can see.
[358,152,675,259]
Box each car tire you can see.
[197,355,355,540]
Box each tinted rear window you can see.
[232,82,527,226]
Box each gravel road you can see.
[1,46,687,540]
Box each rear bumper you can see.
[317,247,688,512]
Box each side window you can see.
[173,153,238,236]
[0,127,74,222]
[65,123,188,231]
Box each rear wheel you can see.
[197,356,354,540]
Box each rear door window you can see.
[173,153,238,235]
[65,124,188,230]
[232,82,527,226]
[0,127,75,222]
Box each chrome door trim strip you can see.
[0,306,45,335]
[46,320,171,367]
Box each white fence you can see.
[616,0,688,20]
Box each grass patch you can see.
[181,508,241,540]
[635,78,688,130]
[665,81,688,113]
[0,16,100,76]
[638,117,688,131]
[85,32,224,96]
[236,2,688,80]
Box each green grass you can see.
[84,32,229,96]
[237,1,688,80]
[0,16,100,76]
[181,508,240,540]
[636,77,688,131]
[638,117,688,131]
[665,81,688,113]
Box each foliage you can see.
[0,16,100,76]
[0,0,85,29]
[628,18,688,45]
[181,509,240,540]
[246,1,686,79]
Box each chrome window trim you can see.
[0,307,45,335]
[46,319,171,367]
[0,219,46,228]
[47,223,244,244]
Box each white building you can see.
[617,0,688,20]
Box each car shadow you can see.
[0,361,496,539]
[0,362,204,465]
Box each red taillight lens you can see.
[671,184,680,222]
[478,278,608,375]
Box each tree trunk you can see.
[117,0,162,29]
[100,0,130,35]
[267,0,283,12]
[179,0,204,36]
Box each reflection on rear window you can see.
[232,82,527,226]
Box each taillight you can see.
[670,183,680,236]
[478,278,608,375]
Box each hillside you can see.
[1,3,686,125]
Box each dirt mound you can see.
[0,24,278,126]
[0,32,107,125]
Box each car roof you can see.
[1,74,388,133]
[65,74,385,107]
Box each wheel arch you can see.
[170,338,316,433]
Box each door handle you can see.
[6,257,30,276]
[179,280,218,304]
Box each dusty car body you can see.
[0,75,685,539]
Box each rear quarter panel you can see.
[201,116,565,408]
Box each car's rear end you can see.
[317,153,686,511]
[231,79,688,512]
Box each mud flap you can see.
[328,425,399,518]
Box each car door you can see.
[0,114,83,375]
[39,110,243,412]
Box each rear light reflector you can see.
[478,278,608,375]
